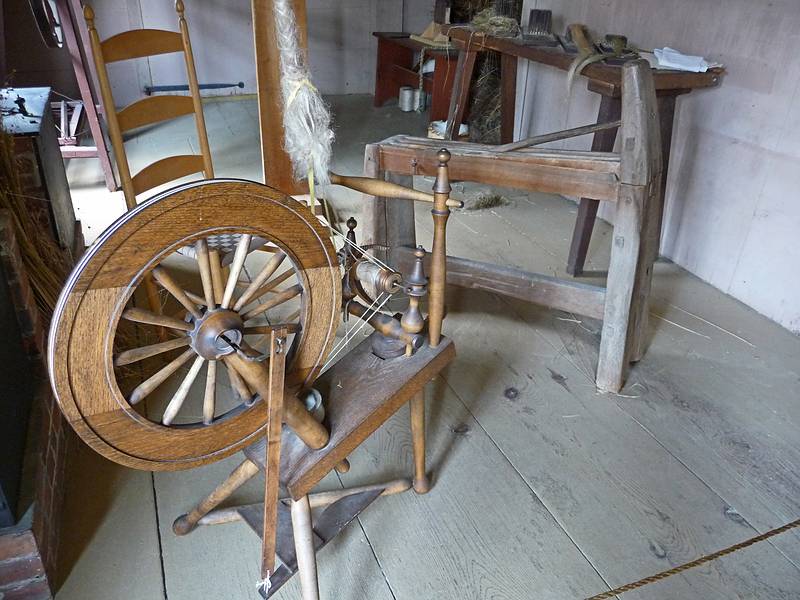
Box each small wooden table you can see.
[442,27,723,275]
[373,32,459,122]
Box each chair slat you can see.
[101,29,183,63]
[117,95,196,133]
[132,154,206,196]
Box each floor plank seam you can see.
[499,289,800,575]
[613,403,800,574]
[497,294,598,384]
[436,374,615,594]
[150,472,170,600]
[334,471,399,600]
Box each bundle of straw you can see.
[470,6,521,37]
[0,129,70,321]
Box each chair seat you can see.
[245,332,456,499]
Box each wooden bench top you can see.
[443,27,723,96]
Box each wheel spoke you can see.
[242,284,302,321]
[225,361,254,402]
[239,269,295,308]
[162,355,205,426]
[122,307,193,332]
[233,251,286,311]
[115,336,191,367]
[152,267,203,319]
[129,348,195,405]
[203,361,217,425]
[286,309,301,323]
[209,249,225,305]
[185,290,207,307]
[195,239,216,308]
[222,234,253,309]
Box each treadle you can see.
[236,490,383,598]
[245,332,456,499]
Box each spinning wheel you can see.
[48,179,341,471]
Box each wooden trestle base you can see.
[363,59,662,394]
[173,332,456,600]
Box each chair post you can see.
[596,59,662,392]
[291,495,320,600]
[84,3,136,209]
[176,0,214,178]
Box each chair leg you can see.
[410,390,430,494]
[173,458,260,535]
[291,495,320,600]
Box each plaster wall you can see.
[516,0,800,333]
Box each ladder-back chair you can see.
[84,0,214,211]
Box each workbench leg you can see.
[630,94,676,362]
[500,53,518,144]
[596,184,645,393]
[431,53,458,123]
[566,95,622,276]
[292,495,320,600]
[362,144,416,270]
[410,390,430,494]
[445,49,477,139]
[374,38,414,108]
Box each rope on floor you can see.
[586,517,800,599]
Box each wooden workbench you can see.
[442,27,723,276]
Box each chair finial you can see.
[83,3,95,25]
[175,0,185,16]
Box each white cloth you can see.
[653,47,720,73]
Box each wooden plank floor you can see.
[58,96,800,599]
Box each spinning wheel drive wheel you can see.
[49,180,341,471]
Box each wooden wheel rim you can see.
[48,180,341,471]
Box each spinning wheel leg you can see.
[173,459,260,536]
[410,390,430,494]
[291,495,320,600]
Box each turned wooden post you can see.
[176,0,214,179]
[83,4,135,209]
[428,149,452,348]
[291,495,320,600]
[409,390,430,493]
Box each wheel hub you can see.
[190,309,244,360]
